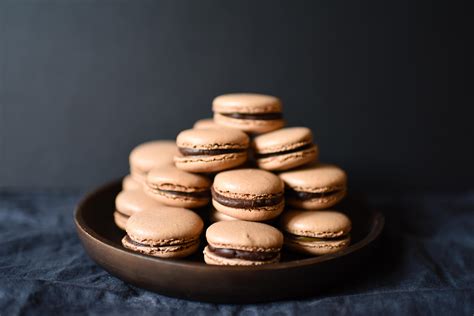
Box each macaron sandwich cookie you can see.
[252,127,319,171]
[129,140,178,184]
[279,163,347,209]
[213,93,285,133]
[114,189,163,230]
[212,169,285,221]
[204,221,283,265]
[145,166,211,208]
[122,208,204,258]
[280,209,351,255]
[174,128,249,173]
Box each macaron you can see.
[279,163,347,209]
[122,207,204,258]
[122,175,142,191]
[212,169,285,221]
[209,207,239,222]
[145,166,211,208]
[114,189,163,230]
[280,209,351,255]
[252,127,319,171]
[213,93,285,133]
[193,118,221,129]
[174,128,249,173]
[129,140,178,184]
[203,221,283,266]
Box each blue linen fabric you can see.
[0,190,473,315]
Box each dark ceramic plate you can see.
[74,179,384,303]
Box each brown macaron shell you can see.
[129,140,178,184]
[212,93,285,133]
[122,175,143,191]
[193,118,221,129]
[174,128,249,173]
[279,163,347,209]
[209,207,239,222]
[113,211,129,230]
[114,190,163,230]
[145,166,211,208]
[212,169,285,221]
[204,221,283,266]
[122,208,204,258]
[252,127,319,171]
[280,209,351,255]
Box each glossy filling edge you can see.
[207,244,280,261]
[211,187,284,208]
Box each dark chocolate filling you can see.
[285,233,350,242]
[285,188,343,201]
[124,235,196,248]
[154,188,210,199]
[179,147,246,156]
[255,143,314,159]
[208,244,279,261]
[211,187,283,208]
[220,112,283,120]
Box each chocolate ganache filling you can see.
[208,244,279,261]
[255,143,314,159]
[285,233,350,242]
[124,235,196,248]
[285,187,343,200]
[220,112,283,120]
[211,187,283,208]
[148,185,210,199]
[179,147,246,156]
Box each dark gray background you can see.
[0,0,471,191]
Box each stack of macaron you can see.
[115,93,352,266]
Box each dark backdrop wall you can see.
[0,1,471,191]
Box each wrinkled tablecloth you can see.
[0,190,473,315]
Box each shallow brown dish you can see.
[75,179,384,303]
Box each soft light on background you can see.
[0,1,471,191]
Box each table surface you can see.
[0,190,473,315]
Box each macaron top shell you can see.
[213,93,282,114]
[252,127,313,154]
[206,221,283,251]
[279,163,347,193]
[147,166,211,192]
[115,190,162,216]
[176,128,249,150]
[213,169,284,196]
[193,118,220,129]
[281,209,351,238]
[129,140,178,171]
[126,208,204,245]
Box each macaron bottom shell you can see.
[145,186,210,209]
[214,113,284,134]
[286,189,347,210]
[256,145,318,171]
[212,199,284,222]
[203,246,281,266]
[174,152,247,173]
[122,236,200,259]
[284,234,351,255]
